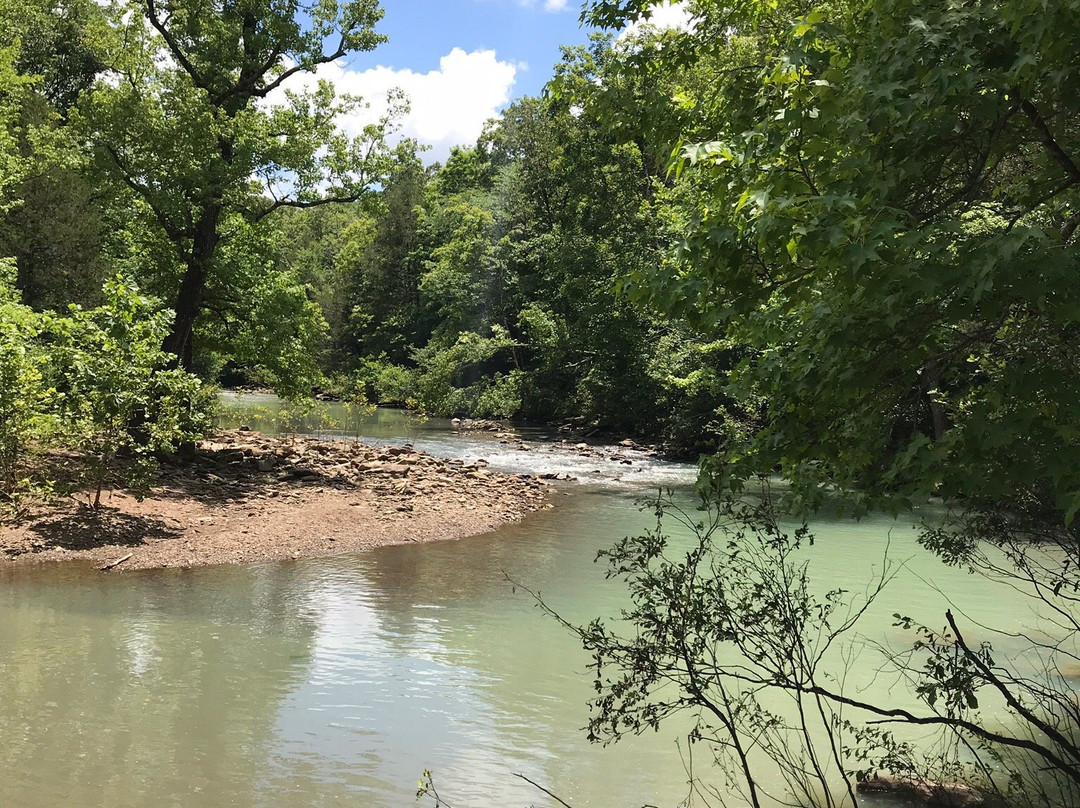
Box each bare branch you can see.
[251,190,368,222]
[511,773,576,808]
[142,0,210,92]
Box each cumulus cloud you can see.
[618,1,696,40]
[281,48,518,164]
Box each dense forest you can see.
[2,0,1080,804]
[0,0,736,463]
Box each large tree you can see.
[590,0,1080,525]
[79,0,401,371]
[571,0,1080,803]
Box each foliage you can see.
[548,492,879,808]
[562,1,1080,804]
[410,327,523,418]
[370,360,416,407]
[50,277,212,506]
[74,0,402,381]
[587,0,1080,523]
[553,490,1080,808]
[0,262,53,516]
[0,0,111,312]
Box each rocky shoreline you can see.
[0,430,550,571]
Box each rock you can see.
[618,439,636,448]
[257,456,276,472]
[575,443,589,451]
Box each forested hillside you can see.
[0,1,734,458]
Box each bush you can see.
[373,362,416,406]
[411,327,522,417]
[50,276,213,506]
[0,261,53,518]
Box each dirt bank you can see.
[0,430,550,571]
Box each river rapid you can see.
[0,398,1055,807]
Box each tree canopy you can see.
[79,0,402,379]
[586,0,1080,531]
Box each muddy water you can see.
[0,403,1058,807]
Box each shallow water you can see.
[0,404,1063,807]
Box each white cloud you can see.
[281,49,518,164]
[500,0,572,10]
[618,1,696,40]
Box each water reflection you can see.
[0,564,320,808]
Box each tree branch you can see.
[243,36,348,102]
[101,144,185,242]
[945,610,1080,764]
[1021,98,1080,186]
[142,0,210,93]
[251,190,367,222]
[511,773,575,808]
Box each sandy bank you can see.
[0,430,550,571]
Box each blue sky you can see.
[285,1,690,162]
[345,0,595,99]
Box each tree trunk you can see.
[162,205,221,369]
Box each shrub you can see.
[50,276,213,507]
[0,261,53,518]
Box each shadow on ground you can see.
[148,449,350,507]
[26,507,182,551]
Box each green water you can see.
[0,405,1058,807]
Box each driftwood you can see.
[99,552,133,571]
[857,775,986,808]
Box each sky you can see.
[288,0,692,163]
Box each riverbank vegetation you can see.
[2,0,1079,805]
[564,1,1080,807]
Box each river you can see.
[0,398,1055,807]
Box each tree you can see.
[591,0,1080,522]
[0,0,110,312]
[340,154,429,365]
[0,262,52,516]
[77,0,402,375]
[567,0,1080,803]
[51,277,211,507]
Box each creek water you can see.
[0,398,1056,807]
